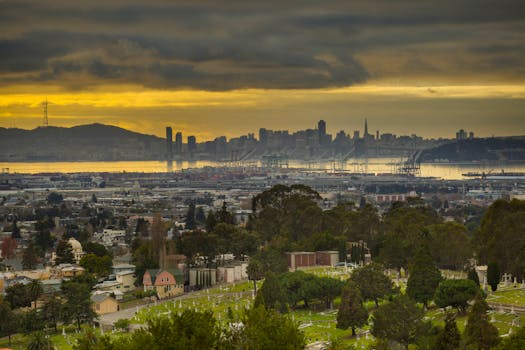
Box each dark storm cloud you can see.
[0,0,523,90]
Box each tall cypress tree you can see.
[185,203,196,230]
[434,312,461,350]
[464,294,499,350]
[406,245,442,308]
[336,281,368,336]
[487,262,500,292]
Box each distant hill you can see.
[419,137,525,162]
[0,124,165,161]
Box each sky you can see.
[0,0,524,141]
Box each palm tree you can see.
[27,331,54,350]
[28,279,43,310]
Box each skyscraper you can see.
[318,120,326,145]
[165,127,173,160]
[364,118,369,137]
[188,135,197,152]
[175,132,182,155]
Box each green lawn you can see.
[487,288,525,306]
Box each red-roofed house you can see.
[143,268,184,299]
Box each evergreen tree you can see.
[41,296,63,332]
[55,239,75,265]
[495,325,525,350]
[434,312,461,350]
[0,298,20,346]
[406,246,443,308]
[434,279,479,314]
[487,262,500,292]
[195,206,206,224]
[11,220,21,239]
[467,268,480,287]
[255,271,285,311]
[464,294,499,350]
[22,241,39,270]
[350,262,394,307]
[336,281,368,336]
[185,203,196,230]
[205,210,218,232]
[61,278,97,330]
[371,294,425,350]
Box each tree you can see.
[434,312,461,350]
[114,318,131,332]
[475,199,525,279]
[495,325,525,350]
[487,262,501,292]
[434,279,479,314]
[0,298,20,345]
[467,268,480,287]
[427,222,472,270]
[318,277,344,309]
[132,239,159,285]
[247,257,264,293]
[195,206,206,225]
[73,329,114,350]
[27,331,54,350]
[84,242,111,257]
[380,203,441,269]
[150,213,166,267]
[79,254,112,277]
[1,236,17,258]
[128,309,218,350]
[5,283,32,309]
[27,279,43,310]
[464,294,499,350]
[371,294,425,350]
[22,241,39,270]
[336,281,368,336]
[61,278,97,330]
[350,263,395,306]
[254,271,285,311]
[91,194,98,203]
[41,295,63,332]
[240,305,305,350]
[47,192,63,204]
[205,210,218,232]
[55,239,75,265]
[11,220,21,239]
[185,202,196,230]
[406,246,443,308]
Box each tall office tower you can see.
[166,127,173,160]
[259,128,268,144]
[175,132,182,154]
[188,135,197,152]
[353,130,360,140]
[364,118,369,137]
[318,120,326,145]
[376,130,379,140]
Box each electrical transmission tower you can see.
[42,97,48,126]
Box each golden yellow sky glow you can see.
[1,82,525,140]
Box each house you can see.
[111,263,136,274]
[91,293,119,315]
[58,264,85,278]
[143,269,184,299]
[115,271,135,291]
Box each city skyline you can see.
[1,1,524,140]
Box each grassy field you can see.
[488,287,525,306]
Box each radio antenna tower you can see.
[42,97,48,126]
